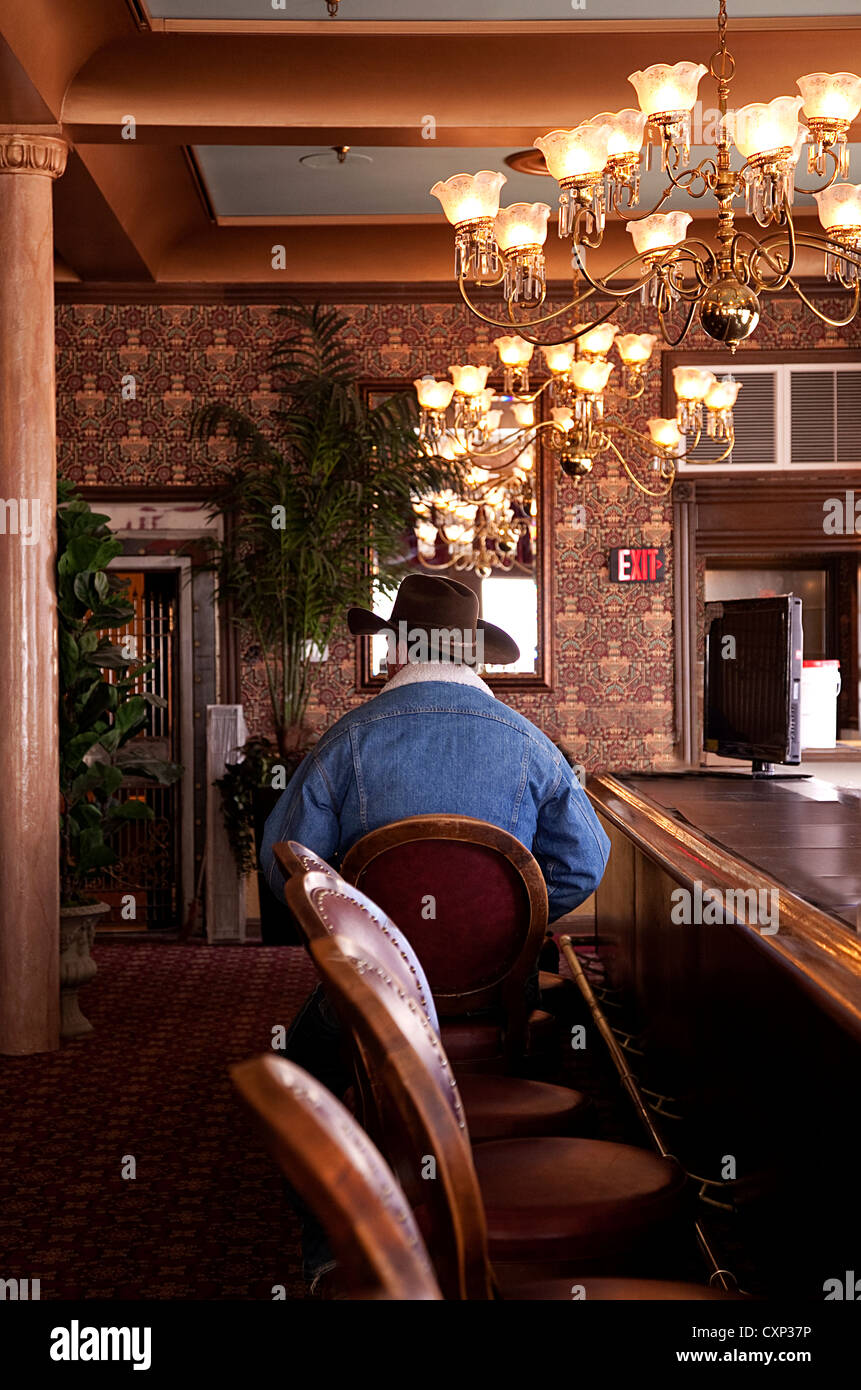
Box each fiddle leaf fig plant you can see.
[57,479,182,906]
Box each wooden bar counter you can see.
[586,772,861,1298]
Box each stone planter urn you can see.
[59,902,109,1039]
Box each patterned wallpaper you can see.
[55,289,858,772]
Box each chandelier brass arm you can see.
[656,296,700,347]
[786,273,861,326]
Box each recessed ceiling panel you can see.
[194,141,861,219]
[195,144,548,217]
[148,1,860,21]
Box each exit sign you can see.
[609,546,666,582]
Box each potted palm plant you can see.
[194,303,466,940]
[58,480,182,1036]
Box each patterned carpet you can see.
[0,942,317,1301]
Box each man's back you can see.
[261,670,610,921]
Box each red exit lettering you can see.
[609,546,666,583]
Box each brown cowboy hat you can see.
[347,574,520,666]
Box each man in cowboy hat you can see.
[260,573,609,1288]
[261,572,609,919]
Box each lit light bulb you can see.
[414,377,455,411]
[616,332,657,366]
[449,364,492,396]
[512,402,535,428]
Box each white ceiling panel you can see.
[148,1,861,22]
[195,141,861,219]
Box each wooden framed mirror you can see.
[356,379,554,693]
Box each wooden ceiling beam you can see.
[64,30,861,141]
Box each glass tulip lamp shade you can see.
[414,376,455,444]
[569,359,613,426]
[815,183,861,282]
[628,61,708,168]
[732,97,805,225]
[617,332,657,366]
[414,376,455,411]
[430,170,507,281]
[512,401,535,429]
[494,202,551,306]
[628,210,692,260]
[494,335,534,368]
[570,358,614,394]
[590,108,648,208]
[449,364,492,398]
[627,212,692,303]
[673,366,717,432]
[534,123,611,237]
[647,417,684,455]
[573,321,619,359]
[704,376,741,440]
[494,334,534,395]
[797,72,861,178]
[542,342,577,376]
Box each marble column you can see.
[0,128,67,1053]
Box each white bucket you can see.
[800,660,841,750]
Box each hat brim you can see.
[347,606,520,666]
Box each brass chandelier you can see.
[417,0,860,498]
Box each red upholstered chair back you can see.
[231,1054,442,1301]
[281,861,439,1033]
[340,815,548,1019]
[306,931,494,1302]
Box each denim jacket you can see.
[261,670,610,922]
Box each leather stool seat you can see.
[458,1074,590,1142]
[473,1137,687,1264]
[501,1275,745,1301]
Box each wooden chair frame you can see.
[306,933,496,1302]
[231,1054,441,1301]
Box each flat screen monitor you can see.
[704,595,803,772]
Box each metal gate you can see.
[90,570,182,930]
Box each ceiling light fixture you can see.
[421,0,860,495]
[429,0,860,348]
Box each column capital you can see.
[0,127,68,179]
